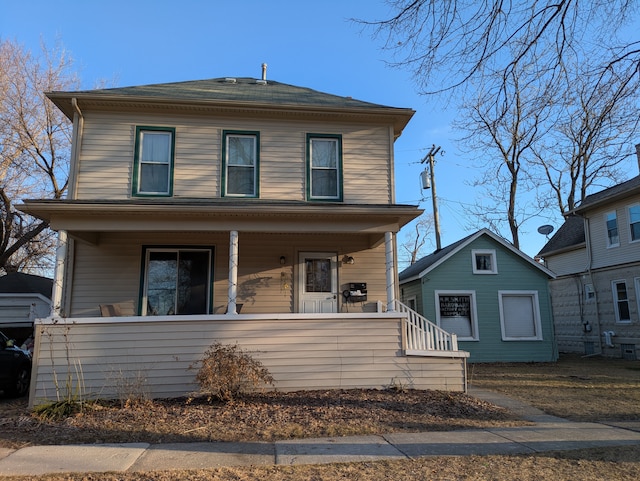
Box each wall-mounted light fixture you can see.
[280,256,286,265]
[342,255,355,265]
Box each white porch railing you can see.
[388,300,462,356]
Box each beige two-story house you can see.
[538,175,640,358]
[20,74,468,404]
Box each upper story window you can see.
[628,204,640,242]
[133,127,175,196]
[306,134,342,201]
[472,249,497,274]
[606,211,619,247]
[222,131,259,197]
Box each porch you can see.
[28,309,468,407]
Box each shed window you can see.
[307,134,342,201]
[133,127,175,196]
[141,247,213,316]
[498,291,543,341]
[435,291,479,341]
[472,249,497,274]
[223,131,259,197]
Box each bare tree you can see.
[362,1,639,96]
[0,39,78,275]
[399,214,434,267]
[456,56,551,248]
[531,61,640,214]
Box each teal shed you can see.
[399,229,557,362]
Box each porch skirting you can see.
[29,313,467,407]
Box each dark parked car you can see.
[0,330,32,397]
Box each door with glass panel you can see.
[298,252,338,313]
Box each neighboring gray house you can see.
[0,272,52,341]
[399,229,557,363]
[538,175,640,359]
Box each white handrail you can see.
[389,300,459,353]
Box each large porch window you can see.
[141,247,213,316]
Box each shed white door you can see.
[298,252,338,313]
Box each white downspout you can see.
[385,231,395,311]
[227,230,239,315]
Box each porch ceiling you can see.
[19,199,423,244]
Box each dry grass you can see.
[1,353,640,480]
[469,353,640,421]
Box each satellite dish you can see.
[537,225,554,236]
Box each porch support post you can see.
[385,231,395,311]
[227,230,239,315]
[50,230,67,317]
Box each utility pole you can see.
[421,145,442,250]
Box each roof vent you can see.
[224,78,237,83]
[255,79,267,85]
[261,63,267,81]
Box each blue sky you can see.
[2,0,564,262]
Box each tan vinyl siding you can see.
[68,232,388,317]
[74,113,392,204]
[587,203,640,270]
[544,247,588,276]
[30,315,466,403]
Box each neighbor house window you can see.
[612,280,631,323]
[133,126,175,196]
[140,247,213,316]
[629,204,640,242]
[498,291,543,341]
[306,134,342,201]
[472,249,497,274]
[606,211,619,247]
[584,283,595,302]
[222,131,259,197]
[435,290,479,341]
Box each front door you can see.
[299,252,338,313]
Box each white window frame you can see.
[606,211,620,248]
[306,134,342,201]
[498,290,543,341]
[472,249,498,274]
[405,295,417,312]
[635,277,640,321]
[628,203,640,243]
[133,127,174,196]
[222,131,259,197]
[584,283,595,302]
[612,279,631,323]
[434,290,479,341]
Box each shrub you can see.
[191,342,274,402]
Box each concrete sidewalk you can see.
[2,388,640,476]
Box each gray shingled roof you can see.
[399,232,475,281]
[0,273,53,298]
[537,215,585,256]
[47,77,411,114]
[573,175,640,214]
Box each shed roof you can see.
[399,228,554,282]
[0,273,53,298]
